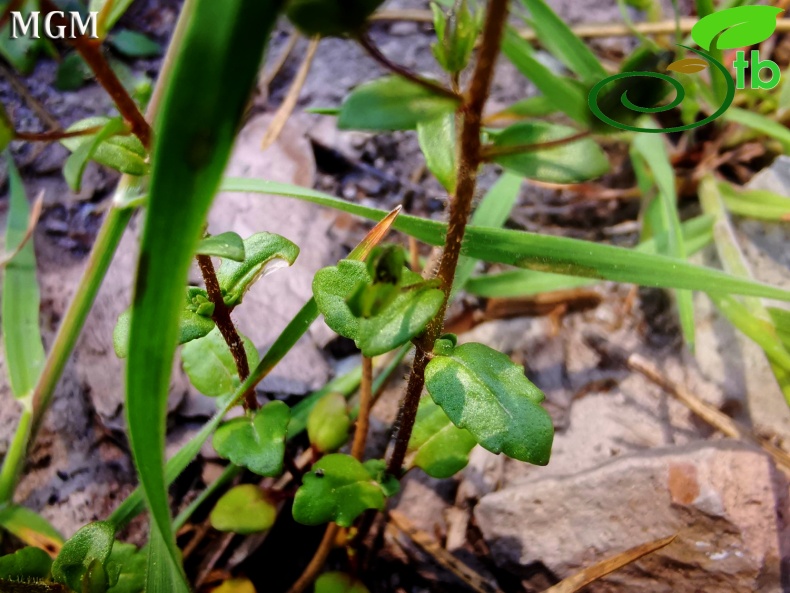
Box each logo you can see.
[9,11,99,40]
[589,6,783,133]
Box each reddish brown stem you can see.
[39,0,152,149]
[386,0,510,476]
[357,33,461,102]
[351,356,374,460]
[14,126,104,142]
[481,131,591,159]
[196,254,258,411]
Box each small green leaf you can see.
[0,547,52,582]
[0,104,13,152]
[196,232,245,261]
[216,232,300,306]
[64,117,126,192]
[357,283,443,356]
[417,112,457,193]
[362,459,399,497]
[113,289,217,359]
[0,505,64,553]
[292,453,387,526]
[490,122,608,183]
[108,29,162,58]
[316,572,370,593]
[181,327,259,397]
[431,0,477,74]
[307,393,352,453]
[51,521,114,593]
[106,542,145,593]
[213,401,290,476]
[55,53,92,90]
[313,259,372,339]
[209,485,277,534]
[338,76,459,131]
[425,342,553,465]
[62,117,149,177]
[408,397,477,478]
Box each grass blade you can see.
[221,178,790,301]
[2,155,45,400]
[125,1,283,588]
[501,27,590,125]
[520,0,607,85]
[717,181,790,221]
[632,132,695,350]
[724,108,790,152]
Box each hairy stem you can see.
[357,33,460,101]
[40,0,152,148]
[386,0,510,476]
[196,254,257,411]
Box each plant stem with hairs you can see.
[386,0,511,476]
[196,254,257,411]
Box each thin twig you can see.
[261,37,319,151]
[196,254,257,411]
[386,0,510,476]
[371,12,790,39]
[584,333,790,476]
[357,33,460,102]
[351,357,374,460]
[481,131,592,160]
[14,126,104,142]
[39,0,152,148]
[285,523,341,593]
[261,30,301,89]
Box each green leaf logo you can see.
[691,6,783,51]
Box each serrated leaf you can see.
[213,401,290,476]
[181,327,259,397]
[64,117,126,192]
[357,284,443,356]
[292,454,387,526]
[521,0,607,85]
[62,117,149,176]
[490,121,608,183]
[113,290,217,359]
[216,232,299,306]
[209,485,277,534]
[2,155,45,399]
[338,76,459,131]
[408,397,477,478]
[108,29,162,58]
[0,547,52,582]
[417,112,456,193]
[425,342,553,465]
[307,393,352,453]
[316,572,370,593]
[51,522,114,593]
[196,232,245,261]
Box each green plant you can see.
[2,0,790,591]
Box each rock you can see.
[209,113,340,395]
[475,441,788,593]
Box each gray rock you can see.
[475,441,788,593]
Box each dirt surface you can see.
[1,0,790,592]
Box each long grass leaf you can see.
[220,178,790,301]
[2,155,45,399]
[632,132,695,350]
[125,1,283,589]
